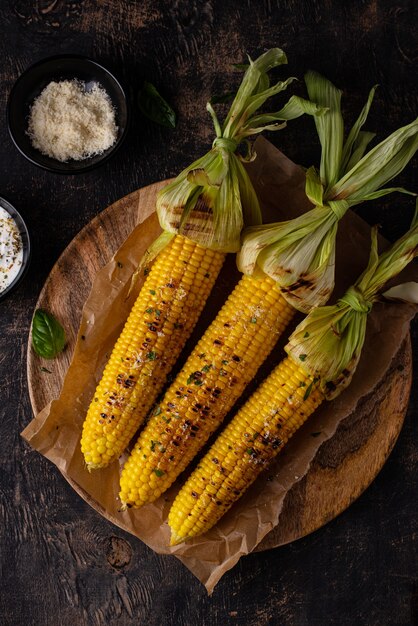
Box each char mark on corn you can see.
[168,356,323,544]
[119,273,295,507]
[80,235,224,469]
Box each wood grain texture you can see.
[257,336,412,551]
[1,1,417,625]
[26,183,167,413]
[27,182,413,556]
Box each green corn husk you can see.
[155,48,323,256]
[238,72,418,313]
[286,202,418,399]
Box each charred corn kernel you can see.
[168,356,324,544]
[81,235,224,469]
[119,273,295,507]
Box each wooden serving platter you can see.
[27,181,413,551]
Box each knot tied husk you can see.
[238,73,418,313]
[212,136,238,152]
[286,203,418,399]
[155,48,324,256]
[338,286,372,314]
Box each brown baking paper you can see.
[22,138,418,594]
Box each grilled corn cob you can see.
[169,356,323,544]
[81,48,313,469]
[169,210,418,544]
[119,75,418,502]
[81,235,224,468]
[119,273,294,506]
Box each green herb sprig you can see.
[138,82,176,129]
[32,309,66,359]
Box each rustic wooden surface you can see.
[26,182,413,556]
[1,1,417,625]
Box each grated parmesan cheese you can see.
[27,79,118,162]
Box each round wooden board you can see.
[27,181,413,552]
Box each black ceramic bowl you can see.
[7,55,129,174]
[0,197,31,301]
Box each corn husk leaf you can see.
[286,203,418,399]
[344,131,376,173]
[239,73,418,313]
[156,48,324,254]
[383,282,418,303]
[237,202,347,311]
[305,166,324,206]
[127,231,175,296]
[329,118,418,205]
[158,149,248,252]
[305,71,344,190]
[242,95,327,136]
[340,85,378,175]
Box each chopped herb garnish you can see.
[202,364,212,372]
[153,468,165,477]
[155,309,161,317]
[219,368,227,377]
[194,379,203,386]
[145,307,154,314]
[198,353,206,359]
[146,351,158,361]
[154,406,162,416]
[246,447,255,455]
[299,354,307,362]
[250,317,257,324]
[299,381,306,388]
[150,440,161,452]
[222,359,229,365]
[149,289,156,295]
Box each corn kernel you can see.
[80,234,224,469]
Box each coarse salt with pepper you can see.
[0,207,23,293]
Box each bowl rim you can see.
[0,196,31,302]
[6,53,130,175]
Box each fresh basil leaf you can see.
[138,81,176,129]
[209,91,235,105]
[32,309,66,359]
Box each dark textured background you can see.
[0,1,417,624]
